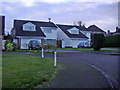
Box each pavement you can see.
[2,51,119,88]
[101,48,120,51]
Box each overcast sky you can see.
[1,0,118,34]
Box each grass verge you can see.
[15,49,65,54]
[57,48,120,53]
[2,55,59,88]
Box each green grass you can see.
[57,48,120,53]
[58,48,94,52]
[15,49,65,54]
[103,47,120,49]
[2,55,58,88]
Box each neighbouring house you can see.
[11,19,57,49]
[87,25,106,36]
[107,27,120,35]
[56,24,106,48]
[0,16,5,50]
[56,24,88,48]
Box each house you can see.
[12,19,57,49]
[56,24,88,48]
[87,25,106,34]
[86,25,106,42]
[56,24,106,48]
[0,16,5,49]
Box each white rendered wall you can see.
[57,28,70,48]
[80,31,91,45]
[41,27,57,39]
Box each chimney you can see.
[108,30,110,34]
[48,18,51,22]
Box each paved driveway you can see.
[2,51,119,88]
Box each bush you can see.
[6,43,14,51]
[12,42,16,51]
[45,44,56,52]
[103,34,120,47]
[4,40,16,51]
[91,33,105,51]
[4,40,11,50]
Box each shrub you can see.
[12,42,16,51]
[4,40,11,50]
[4,40,16,51]
[6,43,14,51]
[92,33,105,51]
[103,34,120,47]
[45,44,56,52]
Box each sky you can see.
[0,0,119,35]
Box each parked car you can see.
[78,42,90,48]
[28,40,42,50]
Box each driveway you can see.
[2,51,119,88]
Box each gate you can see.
[57,40,62,48]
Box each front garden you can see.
[2,55,58,88]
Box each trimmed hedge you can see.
[91,33,105,51]
[103,34,120,47]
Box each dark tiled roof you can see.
[87,25,106,33]
[0,16,5,35]
[14,19,57,37]
[57,24,88,39]
[76,25,89,31]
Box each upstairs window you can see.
[67,27,79,34]
[41,27,52,33]
[71,30,79,34]
[23,22,36,31]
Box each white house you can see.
[12,19,57,49]
[56,24,106,48]
[78,25,106,45]
[56,24,88,48]
[11,19,106,49]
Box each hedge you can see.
[103,34,120,47]
[91,33,105,51]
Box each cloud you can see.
[21,0,38,7]
[1,2,118,34]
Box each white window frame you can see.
[67,28,79,34]
[23,22,36,31]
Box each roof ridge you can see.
[14,19,53,23]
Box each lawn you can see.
[2,55,58,88]
[15,49,65,54]
[57,48,120,53]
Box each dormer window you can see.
[71,30,79,34]
[23,22,36,31]
[67,27,79,34]
[40,27,52,33]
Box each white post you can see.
[54,51,57,67]
[42,48,44,58]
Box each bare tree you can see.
[74,21,85,26]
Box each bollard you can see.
[54,52,57,67]
[42,48,44,58]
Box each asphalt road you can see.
[2,51,119,88]
[48,52,118,88]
